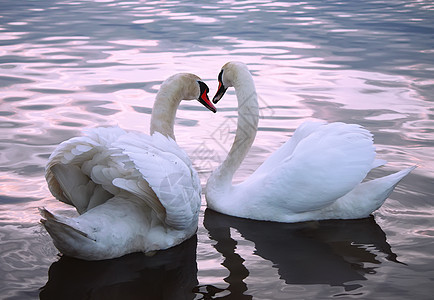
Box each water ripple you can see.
[0,0,433,298]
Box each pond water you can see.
[0,0,433,299]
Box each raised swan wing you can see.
[112,131,201,230]
[248,122,376,213]
[46,127,201,230]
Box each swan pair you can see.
[41,63,414,260]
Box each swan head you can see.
[162,73,216,113]
[213,61,250,103]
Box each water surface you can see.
[0,0,433,299]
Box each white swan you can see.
[205,61,415,223]
[40,73,216,260]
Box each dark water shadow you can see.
[200,209,403,298]
[39,235,198,300]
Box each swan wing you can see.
[46,128,200,229]
[45,127,127,213]
[258,122,376,213]
[113,131,201,230]
[252,121,325,176]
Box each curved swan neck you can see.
[150,81,183,140]
[214,68,259,185]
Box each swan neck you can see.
[214,72,259,185]
[150,87,182,140]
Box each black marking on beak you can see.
[213,69,227,104]
[197,81,216,113]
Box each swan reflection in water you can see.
[40,212,403,299]
[39,235,198,300]
[199,209,403,299]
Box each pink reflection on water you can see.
[108,39,159,47]
[0,31,27,41]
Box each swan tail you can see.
[335,166,416,218]
[39,208,96,257]
[372,159,387,169]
